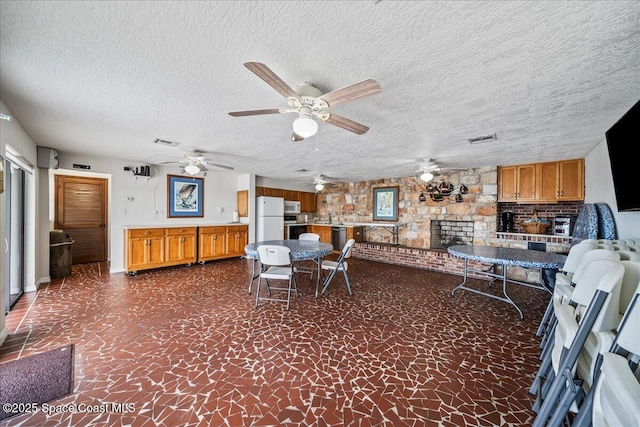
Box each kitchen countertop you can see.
[123,223,248,229]
[307,222,402,227]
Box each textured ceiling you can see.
[1,1,639,184]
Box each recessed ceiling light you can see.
[467,133,497,144]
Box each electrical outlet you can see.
[153,211,159,218]
[118,208,126,215]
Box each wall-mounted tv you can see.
[605,99,640,212]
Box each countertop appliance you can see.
[501,211,515,232]
[553,215,575,236]
[256,196,284,241]
[284,200,301,214]
[283,215,298,224]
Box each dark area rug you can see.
[0,344,75,421]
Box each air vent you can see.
[153,138,180,147]
[467,133,497,144]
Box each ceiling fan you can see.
[228,62,382,141]
[155,150,234,176]
[416,159,465,182]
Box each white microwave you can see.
[284,200,301,214]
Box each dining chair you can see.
[571,273,640,427]
[537,248,618,346]
[319,238,356,297]
[256,245,298,310]
[296,233,321,279]
[531,260,624,427]
[532,255,620,397]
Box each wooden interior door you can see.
[55,175,108,264]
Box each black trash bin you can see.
[50,230,73,279]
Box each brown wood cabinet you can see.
[499,159,584,203]
[256,186,317,212]
[237,190,248,217]
[125,227,196,274]
[498,164,536,202]
[197,224,248,263]
[226,225,248,257]
[308,225,332,244]
[198,226,227,261]
[347,226,363,243]
[557,159,584,201]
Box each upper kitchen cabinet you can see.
[301,191,317,213]
[535,159,584,202]
[237,190,248,217]
[498,164,536,202]
[557,158,584,201]
[499,158,584,204]
[283,190,298,201]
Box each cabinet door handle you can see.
[144,230,151,235]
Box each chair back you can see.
[342,238,356,259]
[257,245,292,267]
[298,233,320,241]
[616,250,640,261]
[562,242,597,274]
[619,261,640,317]
[571,249,620,284]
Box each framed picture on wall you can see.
[373,186,398,221]
[167,174,204,218]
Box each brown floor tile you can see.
[0,258,547,426]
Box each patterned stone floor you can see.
[0,257,548,426]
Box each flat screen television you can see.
[605,99,640,211]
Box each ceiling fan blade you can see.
[291,132,304,141]
[208,163,234,171]
[318,79,381,108]
[228,108,283,117]
[323,113,369,135]
[244,62,300,101]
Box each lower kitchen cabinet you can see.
[308,225,332,244]
[125,227,197,275]
[225,226,249,258]
[166,228,197,264]
[197,224,248,263]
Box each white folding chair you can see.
[319,238,356,297]
[567,262,640,426]
[256,245,298,310]
[296,233,320,279]
[537,243,597,337]
[531,260,625,427]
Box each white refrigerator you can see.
[256,196,284,241]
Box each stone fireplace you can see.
[430,220,474,249]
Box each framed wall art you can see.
[167,174,204,218]
[373,186,398,221]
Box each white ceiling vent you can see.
[153,138,180,147]
[467,133,497,144]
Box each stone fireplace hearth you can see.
[430,220,474,249]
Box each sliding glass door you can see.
[4,159,26,314]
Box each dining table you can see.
[244,239,334,298]
[447,245,567,320]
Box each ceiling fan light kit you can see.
[420,171,434,182]
[315,183,325,191]
[184,163,201,175]
[292,114,318,138]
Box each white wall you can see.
[56,152,250,273]
[584,139,640,238]
[0,101,40,346]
